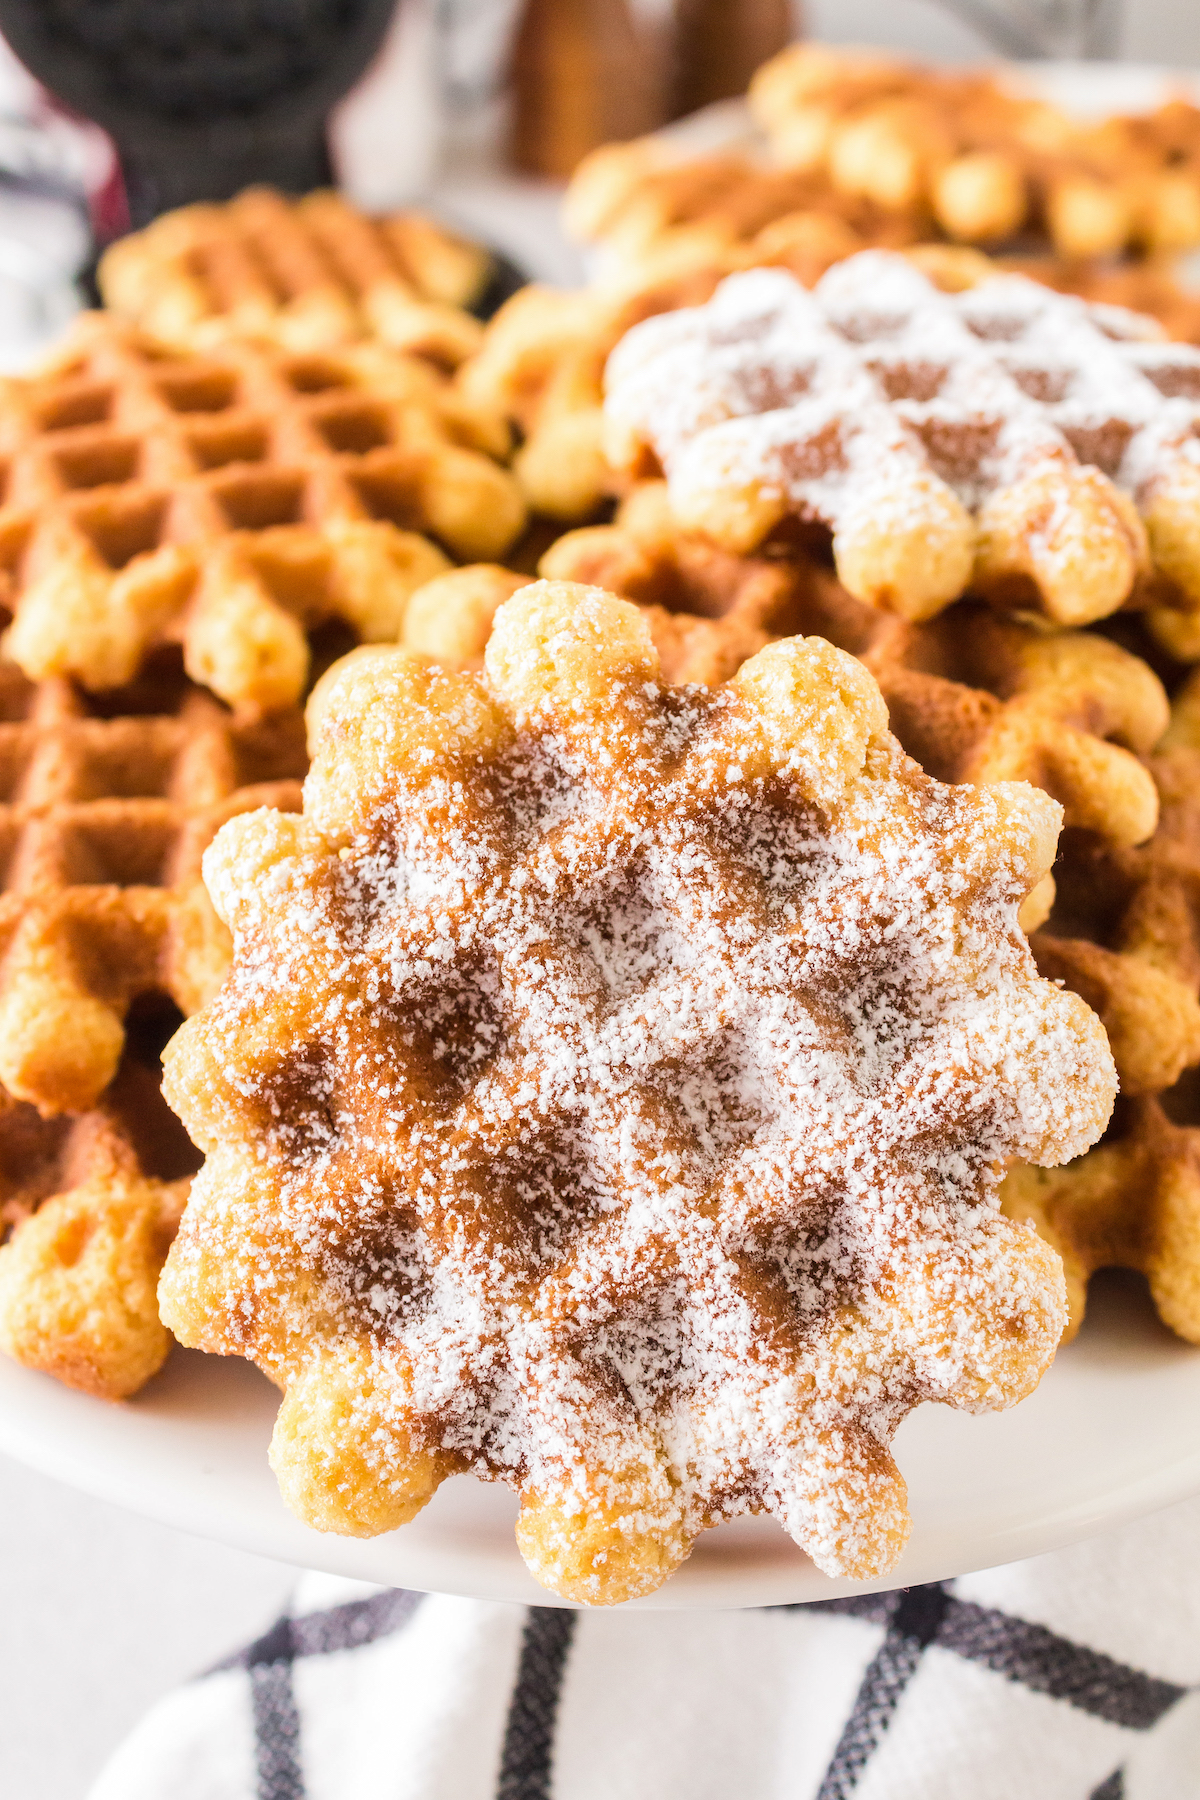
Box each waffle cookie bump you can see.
[160,583,1115,1603]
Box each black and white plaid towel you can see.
[87,1495,1200,1800]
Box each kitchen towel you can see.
[86,1494,1200,1800]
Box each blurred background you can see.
[0,2,1198,1795]
[0,0,1197,366]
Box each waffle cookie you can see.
[390,502,1194,1345]
[603,250,1200,629]
[748,44,1200,260]
[1003,689,1200,1343]
[160,580,1114,1604]
[390,486,1167,887]
[543,483,1164,843]
[460,268,733,524]
[0,647,306,1119]
[564,138,923,287]
[0,315,525,713]
[0,1001,201,1398]
[98,187,492,364]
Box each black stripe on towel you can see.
[217,1589,426,1800]
[211,1588,424,1675]
[1089,1773,1124,1800]
[936,1599,1185,1729]
[496,1607,579,1800]
[244,1615,305,1800]
[814,1583,951,1800]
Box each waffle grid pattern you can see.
[0,316,525,712]
[0,650,306,1118]
[160,582,1114,1603]
[604,254,1200,630]
[99,187,493,363]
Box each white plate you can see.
[1,1272,1198,1609]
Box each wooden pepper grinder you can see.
[509,0,666,179]
[672,0,795,117]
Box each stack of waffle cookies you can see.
[0,208,520,1401]
[564,44,1200,352]
[3,131,1200,1604]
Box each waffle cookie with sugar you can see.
[160,580,1114,1603]
[98,187,492,365]
[604,251,1200,631]
[0,1004,201,1399]
[0,315,525,715]
[395,503,1198,1344]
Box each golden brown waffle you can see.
[460,266,737,523]
[603,251,1200,630]
[1003,692,1200,1343]
[0,647,306,1119]
[98,187,493,364]
[0,315,526,713]
[1003,1090,1200,1347]
[564,138,924,286]
[537,485,1167,864]
[0,1005,201,1399]
[159,580,1114,1604]
[749,44,1200,260]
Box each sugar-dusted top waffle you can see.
[99,187,493,364]
[0,648,306,1119]
[160,581,1114,1604]
[0,315,526,713]
[604,250,1200,629]
[0,1003,201,1399]
[749,44,1200,260]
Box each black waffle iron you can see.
[0,0,401,227]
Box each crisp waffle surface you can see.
[541,485,1168,857]
[460,269,739,524]
[749,44,1200,261]
[0,1004,201,1398]
[564,138,923,287]
[159,580,1114,1604]
[0,314,526,714]
[98,187,492,364]
[0,648,306,1121]
[1004,685,1200,1344]
[604,250,1200,631]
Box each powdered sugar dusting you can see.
[164,626,1116,1586]
[604,250,1200,527]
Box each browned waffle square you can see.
[0,1000,201,1398]
[1004,711,1200,1343]
[541,486,1167,865]
[0,648,306,1118]
[98,187,493,365]
[0,315,526,713]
